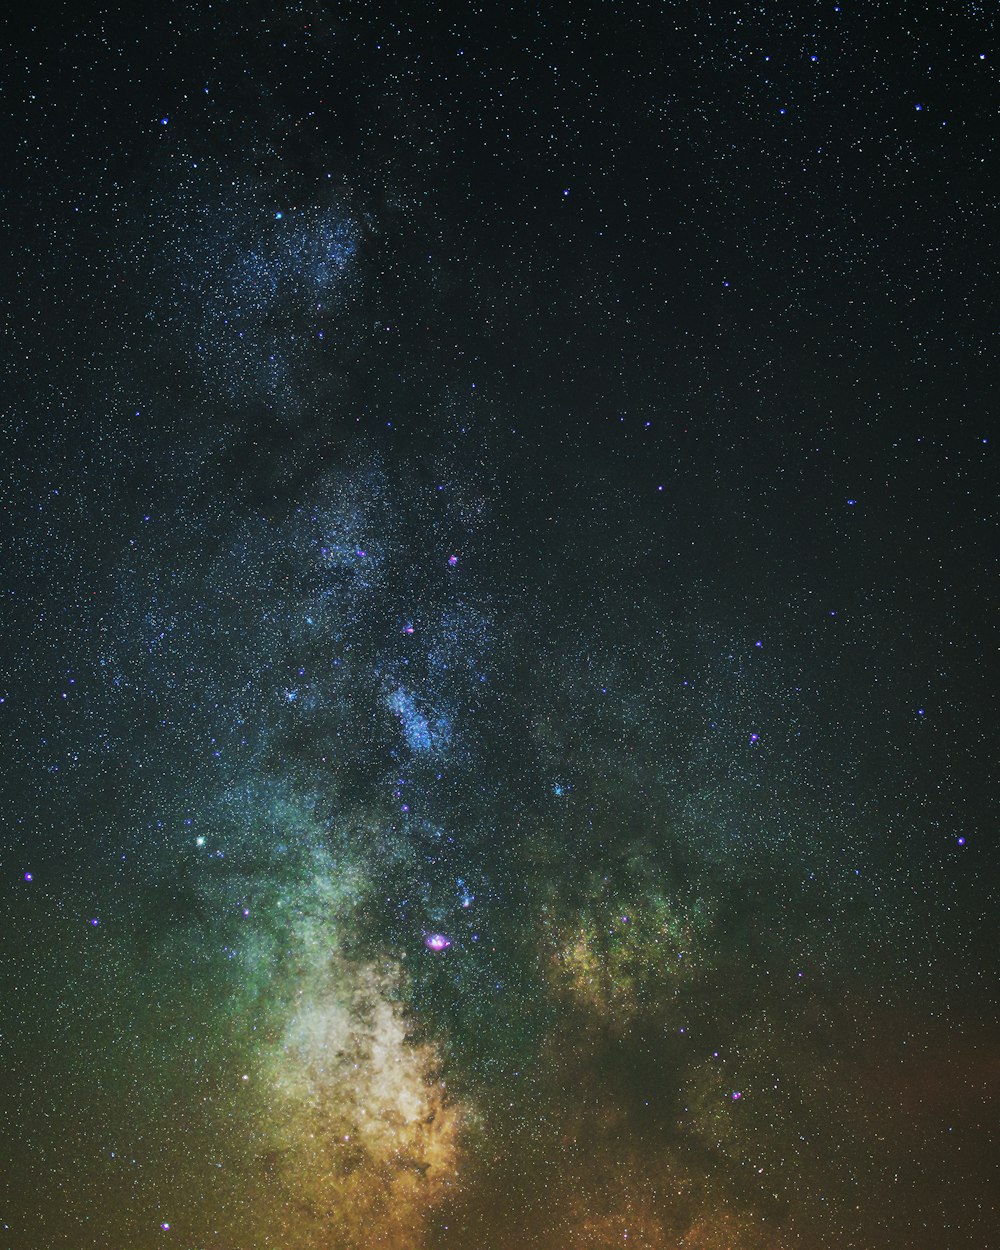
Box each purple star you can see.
[425,933,451,952]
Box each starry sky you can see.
[1,3,997,1248]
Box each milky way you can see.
[1,4,996,1248]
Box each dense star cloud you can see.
[1,3,996,1248]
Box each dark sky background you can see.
[1,3,997,1248]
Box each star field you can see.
[1,3,997,1248]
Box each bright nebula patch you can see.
[388,686,452,755]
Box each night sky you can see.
[2,3,997,1248]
